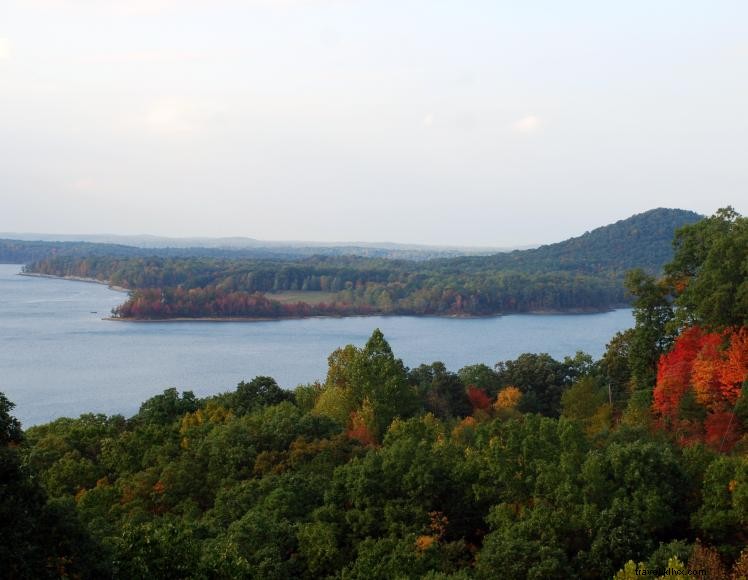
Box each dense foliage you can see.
[3,325,745,578]
[665,207,748,328]
[653,326,747,450]
[0,394,108,578]
[3,206,745,578]
[24,208,702,319]
[642,208,748,454]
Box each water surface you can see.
[0,264,633,426]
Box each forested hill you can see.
[3,208,701,270]
[21,208,704,318]
[436,208,703,275]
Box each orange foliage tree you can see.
[345,398,378,446]
[652,326,747,450]
[494,386,522,411]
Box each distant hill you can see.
[0,208,699,269]
[436,208,704,275]
[0,233,514,263]
[0,232,521,252]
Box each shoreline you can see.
[103,314,504,323]
[103,313,501,323]
[19,271,129,293]
[103,308,619,323]
[105,316,310,323]
[21,270,624,322]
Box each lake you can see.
[0,264,634,426]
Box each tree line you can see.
[21,208,700,319]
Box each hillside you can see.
[435,208,703,275]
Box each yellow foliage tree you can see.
[179,402,233,449]
[494,386,522,411]
[312,385,357,427]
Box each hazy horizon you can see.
[0,231,519,249]
[2,1,746,245]
[0,206,701,250]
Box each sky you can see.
[1,1,746,247]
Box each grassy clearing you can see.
[270,291,339,305]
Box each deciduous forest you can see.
[1,208,746,578]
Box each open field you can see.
[269,290,339,305]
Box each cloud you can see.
[0,38,11,61]
[422,113,435,128]
[512,115,541,134]
[85,50,204,64]
[140,97,225,135]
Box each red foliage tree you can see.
[691,332,727,407]
[653,326,706,419]
[720,328,748,403]
[704,407,740,451]
[653,325,747,451]
[466,385,492,411]
[346,410,377,446]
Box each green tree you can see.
[0,393,108,578]
[580,440,692,576]
[625,269,674,391]
[561,376,611,437]
[293,382,323,413]
[665,206,748,328]
[474,416,589,578]
[458,363,502,396]
[0,392,22,444]
[297,521,341,577]
[112,520,203,579]
[136,388,198,425]
[315,330,417,438]
[494,353,571,416]
[692,456,748,559]
[409,362,472,419]
[233,376,291,415]
[601,329,635,403]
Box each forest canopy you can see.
[2,208,746,578]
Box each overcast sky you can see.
[1,1,746,246]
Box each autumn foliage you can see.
[494,386,522,411]
[653,326,747,450]
[112,286,369,320]
[466,386,492,411]
[346,409,377,447]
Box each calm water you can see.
[0,264,634,426]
